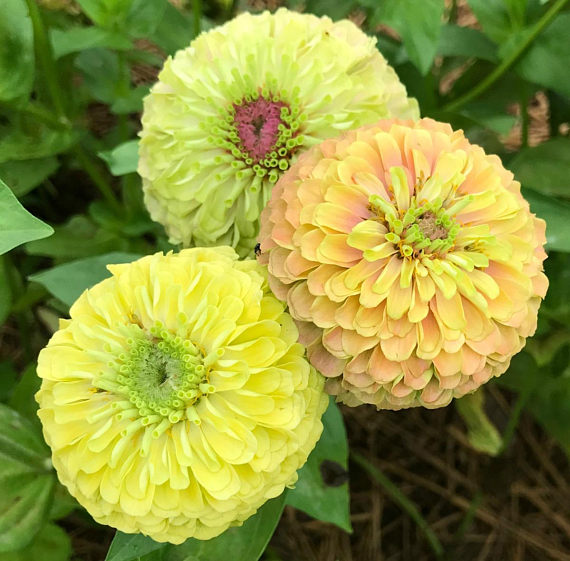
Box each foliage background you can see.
[0,0,569,559]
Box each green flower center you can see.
[95,322,222,438]
[369,192,471,258]
[205,87,306,184]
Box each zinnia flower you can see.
[138,8,419,257]
[258,118,548,410]
[36,248,327,542]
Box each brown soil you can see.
[270,387,570,561]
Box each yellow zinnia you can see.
[138,8,419,257]
[259,118,548,410]
[36,248,327,543]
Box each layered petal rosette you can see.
[259,118,548,410]
[36,248,327,543]
[139,8,419,257]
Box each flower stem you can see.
[25,0,67,121]
[192,0,202,37]
[352,451,444,558]
[442,0,569,112]
[74,144,122,213]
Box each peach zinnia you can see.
[258,118,548,410]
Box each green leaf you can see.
[0,116,74,163]
[124,0,169,38]
[286,398,351,532]
[514,13,570,98]
[111,86,149,115]
[437,24,498,62]
[523,188,570,253]
[467,0,519,43]
[75,48,120,104]
[2,523,71,561]
[0,157,59,197]
[150,3,195,55]
[76,0,134,29]
[8,364,42,425]
[29,252,142,307]
[0,404,55,552]
[26,215,129,260]
[167,494,287,561]
[374,0,445,74]
[105,532,167,561]
[51,27,133,59]
[0,179,53,255]
[499,352,570,456]
[99,140,139,176]
[508,138,570,199]
[0,0,34,103]
[0,361,18,403]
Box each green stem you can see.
[0,101,69,130]
[442,0,569,112]
[25,0,68,121]
[500,387,532,453]
[73,145,121,213]
[352,452,444,558]
[192,0,202,37]
[520,92,529,149]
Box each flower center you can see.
[369,193,466,258]
[96,322,221,434]
[233,98,285,161]
[205,89,306,184]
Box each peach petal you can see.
[307,264,344,296]
[307,341,347,377]
[317,234,361,266]
[380,328,416,362]
[368,346,401,383]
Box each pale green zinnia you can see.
[139,8,419,256]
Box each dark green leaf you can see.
[150,3,195,55]
[499,352,570,456]
[111,86,149,115]
[125,0,169,38]
[0,361,18,403]
[373,0,445,74]
[509,138,570,198]
[8,364,42,424]
[0,404,55,552]
[2,523,71,561]
[99,140,139,176]
[523,188,570,252]
[0,118,74,163]
[0,157,59,197]
[75,48,120,104]
[437,24,498,62]
[105,532,167,561]
[48,484,78,521]
[167,494,287,561]
[26,215,129,260]
[29,252,142,307]
[287,398,351,532]
[514,13,570,98]
[0,0,34,103]
[51,27,133,59]
[0,179,53,255]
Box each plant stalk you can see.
[443,0,569,112]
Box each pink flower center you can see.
[233,98,286,162]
